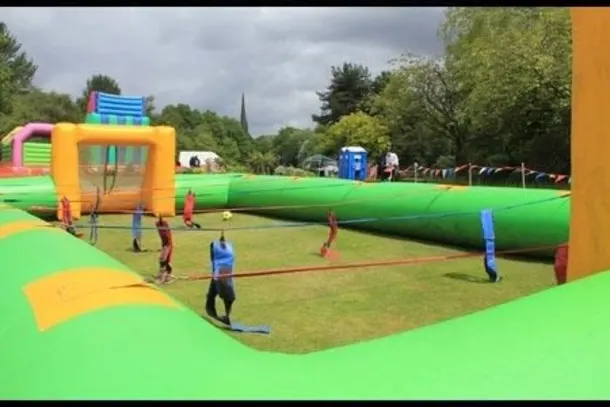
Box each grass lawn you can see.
[82,212,556,354]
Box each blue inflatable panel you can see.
[95,92,145,117]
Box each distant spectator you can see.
[385,151,399,182]
[377,153,387,181]
[354,156,362,180]
[189,155,201,168]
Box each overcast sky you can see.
[3,7,444,136]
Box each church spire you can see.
[240,93,249,136]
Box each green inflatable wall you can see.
[22,142,51,166]
[2,174,607,400]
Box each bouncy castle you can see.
[84,92,151,167]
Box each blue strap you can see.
[480,209,499,276]
[481,209,495,240]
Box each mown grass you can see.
[85,212,556,354]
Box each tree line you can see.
[0,8,572,176]
[257,8,571,177]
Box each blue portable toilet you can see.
[338,146,368,181]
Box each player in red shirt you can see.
[183,189,201,229]
[60,196,78,236]
[320,209,339,257]
[155,215,174,284]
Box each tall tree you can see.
[312,62,373,126]
[247,150,277,174]
[76,74,122,114]
[370,71,392,96]
[361,70,393,116]
[144,95,156,117]
[240,93,249,136]
[324,112,391,160]
[253,134,275,154]
[0,90,80,136]
[156,104,253,164]
[0,22,38,115]
[271,127,315,167]
[441,7,571,171]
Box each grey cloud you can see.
[3,7,444,136]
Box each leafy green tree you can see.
[441,7,571,171]
[0,90,80,135]
[144,95,156,117]
[253,134,275,154]
[76,74,122,114]
[247,150,278,174]
[156,104,253,165]
[324,112,391,159]
[312,62,373,126]
[270,127,315,166]
[0,22,37,115]
[158,104,202,130]
[360,71,393,116]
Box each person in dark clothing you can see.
[377,153,388,181]
[354,157,363,180]
[189,155,201,168]
[205,231,236,325]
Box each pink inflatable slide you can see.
[5,122,54,167]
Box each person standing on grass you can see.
[60,196,78,236]
[88,187,101,245]
[206,230,236,326]
[155,215,174,284]
[132,202,144,252]
[377,153,387,181]
[183,189,201,229]
[354,156,363,180]
[320,209,339,257]
[385,151,399,182]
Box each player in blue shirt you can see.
[132,202,144,252]
[205,230,236,325]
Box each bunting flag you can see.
[402,162,569,182]
[555,174,568,183]
[535,173,547,180]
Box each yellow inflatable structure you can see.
[51,123,176,220]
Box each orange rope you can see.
[172,244,556,282]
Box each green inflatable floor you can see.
[2,174,603,400]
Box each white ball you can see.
[222,211,233,221]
